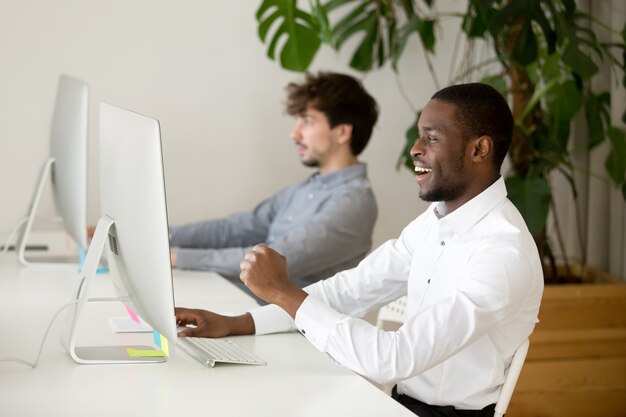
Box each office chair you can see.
[494,338,529,417]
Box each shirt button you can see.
[287,216,293,221]
[301,329,306,335]
[308,193,314,199]
[427,278,431,284]
[440,241,445,246]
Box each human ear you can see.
[470,135,493,162]
[335,124,353,145]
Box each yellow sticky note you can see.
[160,334,169,357]
[127,348,166,357]
[152,329,169,357]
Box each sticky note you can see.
[127,348,166,357]
[153,329,169,357]
[126,306,140,323]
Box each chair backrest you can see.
[376,296,408,328]
[494,339,530,417]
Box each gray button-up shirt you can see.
[170,163,377,289]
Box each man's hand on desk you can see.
[239,244,308,319]
[175,308,255,337]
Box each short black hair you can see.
[432,83,513,170]
[285,72,379,156]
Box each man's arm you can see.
[239,244,309,318]
[173,245,250,275]
[175,308,256,337]
[170,197,275,248]
[170,196,276,271]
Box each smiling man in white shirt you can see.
[175,83,544,417]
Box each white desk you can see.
[0,259,414,417]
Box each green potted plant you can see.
[254,0,626,283]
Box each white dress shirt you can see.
[249,177,544,409]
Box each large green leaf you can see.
[333,2,370,45]
[463,2,489,39]
[550,117,572,150]
[487,0,524,39]
[479,75,507,96]
[332,2,381,70]
[540,53,561,79]
[312,0,332,43]
[562,0,576,13]
[505,175,551,236]
[418,19,436,53]
[585,92,611,149]
[393,15,436,70]
[531,0,556,54]
[544,80,583,122]
[605,127,626,187]
[562,41,599,80]
[256,0,321,72]
[513,20,538,66]
[347,13,380,71]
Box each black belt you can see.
[391,386,496,417]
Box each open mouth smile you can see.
[414,166,432,185]
[414,166,432,176]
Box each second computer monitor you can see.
[17,74,88,264]
[62,102,176,364]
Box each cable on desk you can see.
[0,217,28,259]
[0,300,77,368]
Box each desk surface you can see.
[0,259,414,417]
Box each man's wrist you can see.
[231,312,256,335]
[274,285,308,318]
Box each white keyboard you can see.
[178,337,267,367]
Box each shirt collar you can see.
[310,163,367,187]
[430,176,508,236]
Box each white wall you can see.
[1,1,468,250]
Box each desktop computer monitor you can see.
[15,74,88,265]
[61,102,177,364]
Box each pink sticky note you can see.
[125,306,140,323]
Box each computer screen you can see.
[16,74,88,265]
[61,102,177,364]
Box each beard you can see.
[301,158,320,168]
[418,151,467,202]
[419,178,467,202]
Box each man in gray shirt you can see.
[170,72,379,298]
